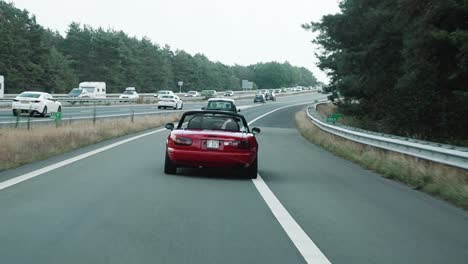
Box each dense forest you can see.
[304,0,468,143]
[0,1,318,94]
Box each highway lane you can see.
[0,95,321,264]
[1,95,467,263]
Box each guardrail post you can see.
[27,105,32,130]
[131,110,135,123]
[93,102,97,125]
[15,109,19,128]
[27,114,31,130]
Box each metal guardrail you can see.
[0,90,316,105]
[306,102,468,170]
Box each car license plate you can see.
[206,140,219,149]
[21,101,29,104]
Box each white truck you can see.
[76,82,107,98]
[0,75,4,99]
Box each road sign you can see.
[51,112,62,120]
[327,113,342,123]
[242,80,253,90]
[178,81,184,93]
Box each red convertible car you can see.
[164,111,261,178]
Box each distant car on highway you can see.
[203,98,239,113]
[265,90,276,101]
[12,91,62,117]
[201,90,217,99]
[275,89,281,94]
[68,88,89,98]
[259,89,268,95]
[253,94,266,103]
[119,87,139,99]
[155,90,175,99]
[157,94,183,110]
[224,90,234,97]
[185,91,200,97]
[164,110,261,178]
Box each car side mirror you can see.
[201,107,206,110]
[165,123,175,130]
[252,127,261,135]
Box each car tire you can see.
[158,106,161,109]
[245,158,258,179]
[41,106,48,117]
[180,103,183,110]
[57,106,62,113]
[164,151,177,174]
[12,110,18,116]
[29,111,35,117]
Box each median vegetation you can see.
[295,109,468,209]
[0,114,180,171]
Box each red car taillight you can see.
[171,134,193,146]
[13,99,19,102]
[231,140,250,149]
[33,100,41,103]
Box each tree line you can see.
[304,0,468,143]
[0,1,318,94]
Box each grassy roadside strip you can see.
[295,109,468,209]
[0,114,180,171]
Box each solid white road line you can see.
[252,175,331,264]
[248,103,332,264]
[0,129,165,190]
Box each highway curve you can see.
[0,95,467,264]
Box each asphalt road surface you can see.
[0,94,467,264]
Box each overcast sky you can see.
[11,0,340,82]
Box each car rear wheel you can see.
[164,151,177,174]
[41,106,47,117]
[179,103,183,110]
[12,110,18,116]
[245,158,258,179]
[57,106,62,113]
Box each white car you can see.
[155,90,175,99]
[185,91,200,97]
[157,95,183,110]
[12,91,62,117]
[119,89,139,100]
[224,90,234,96]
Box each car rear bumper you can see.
[158,101,177,107]
[167,148,256,168]
[12,103,41,111]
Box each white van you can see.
[78,82,106,98]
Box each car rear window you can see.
[162,95,174,99]
[18,93,41,98]
[180,113,248,132]
[207,101,235,110]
